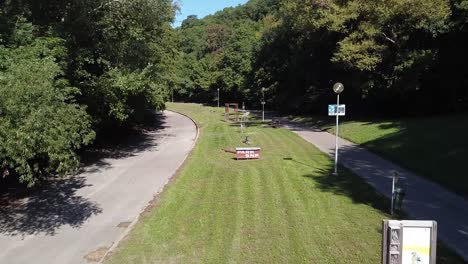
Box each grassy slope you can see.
[290,115,468,197]
[106,104,464,264]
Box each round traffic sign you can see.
[333,83,344,94]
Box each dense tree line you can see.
[0,0,176,186]
[174,0,468,115]
[2,0,468,186]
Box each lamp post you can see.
[261,87,266,122]
[217,88,220,108]
[332,82,344,175]
[391,172,399,215]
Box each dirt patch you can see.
[84,247,109,263]
[117,221,132,228]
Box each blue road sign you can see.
[328,104,346,116]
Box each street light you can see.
[261,88,266,122]
[332,82,344,175]
[217,88,220,108]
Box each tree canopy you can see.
[174,0,468,115]
[1,0,468,186]
[0,0,176,186]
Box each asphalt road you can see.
[0,110,198,264]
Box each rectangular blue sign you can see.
[328,104,346,116]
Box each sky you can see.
[174,0,249,27]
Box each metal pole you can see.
[262,90,265,122]
[171,88,174,103]
[334,94,340,175]
[217,89,220,108]
[391,176,395,215]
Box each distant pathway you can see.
[281,118,468,262]
[0,111,198,264]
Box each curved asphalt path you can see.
[0,111,197,264]
[280,118,468,262]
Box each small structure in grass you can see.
[240,111,250,133]
[235,147,261,160]
[225,103,239,122]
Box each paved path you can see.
[281,119,468,262]
[0,111,197,264]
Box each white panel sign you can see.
[382,220,437,264]
[402,227,431,264]
[328,104,346,116]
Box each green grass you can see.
[289,115,468,197]
[106,104,464,264]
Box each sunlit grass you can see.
[106,104,464,264]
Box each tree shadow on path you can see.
[0,112,169,237]
[78,112,168,174]
[0,176,102,236]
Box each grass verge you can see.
[106,104,464,264]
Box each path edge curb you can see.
[100,109,200,263]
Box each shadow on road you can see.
[0,112,168,236]
[78,112,168,173]
[0,176,101,236]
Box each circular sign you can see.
[333,83,344,94]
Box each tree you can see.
[0,22,94,186]
[0,0,177,186]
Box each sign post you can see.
[391,172,399,215]
[240,111,250,133]
[261,87,266,122]
[331,83,344,175]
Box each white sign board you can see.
[328,104,346,116]
[402,227,431,264]
[382,220,437,264]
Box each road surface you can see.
[0,110,198,264]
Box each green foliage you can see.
[176,0,467,115]
[0,0,177,186]
[0,27,94,186]
[174,0,275,104]
[61,0,176,127]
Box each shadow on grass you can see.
[302,166,467,264]
[287,113,468,198]
[227,120,271,129]
[357,119,468,198]
[303,167,389,213]
[283,157,316,169]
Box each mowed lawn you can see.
[106,104,463,264]
[290,115,468,197]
